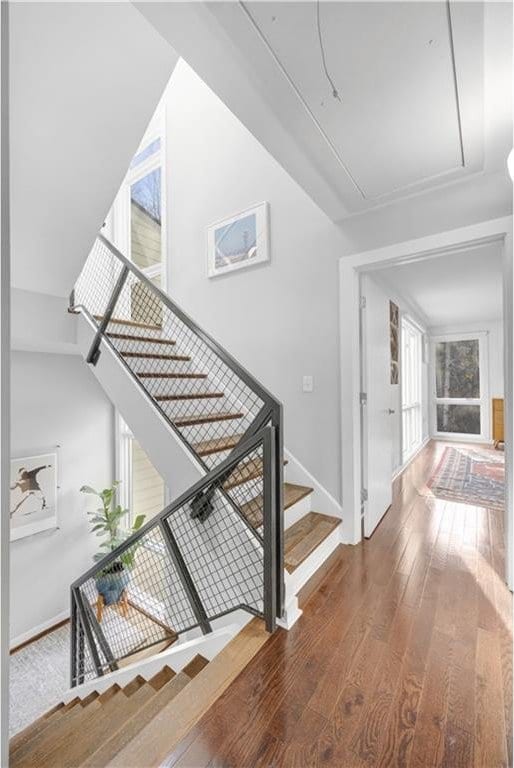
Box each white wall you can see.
[10,2,178,297]
[164,60,346,501]
[10,352,114,642]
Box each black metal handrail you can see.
[71,234,284,617]
[70,234,286,686]
[71,427,277,687]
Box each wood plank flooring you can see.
[164,441,512,768]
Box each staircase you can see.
[10,619,270,767]
[9,233,343,765]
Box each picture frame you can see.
[389,301,399,385]
[10,453,58,541]
[207,202,270,278]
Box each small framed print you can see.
[207,202,270,278]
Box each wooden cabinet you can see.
[492,398,504,448]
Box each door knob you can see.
[388,409,396,415]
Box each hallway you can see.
[166,441,512,768]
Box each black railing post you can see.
[262,426,277,632]
[158,519,213,635]
[74,588,105,679]
[271,404,284,619]
[70,591,78,687]
[86,264,129,365]
[82,597,118,674]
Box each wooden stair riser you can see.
[125,356,197,375]
[108,334,176,351]
[284,511,341,573]
[34,685,156,768]
[10,697,104,765]
[78,673,192,767]
[158,397,231,422]
[178,417,252,448]
[107,622,268,768]
[238,483,314,531]
[100,317,163,336]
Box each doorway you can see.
[339,218,513,589]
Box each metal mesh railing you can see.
[70,234,284,687]
[72,236,274,472]
[70,428,277,687]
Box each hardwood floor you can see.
[165,441,512,768]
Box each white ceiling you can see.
[10,3,178,296]
[136,1,512,221]
[376,242,504,327]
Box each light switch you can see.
[303,375,314,393]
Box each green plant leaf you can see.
[132,514,145,531]
[80,485,98,495]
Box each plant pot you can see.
[95,564,130,606]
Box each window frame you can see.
[430,331,490,442]
[109,106,167,291]
[400,315,424,464]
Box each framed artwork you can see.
[207,202,270,278]
[390,301,399,384]
[10,453,57,541]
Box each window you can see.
[431,333,489,439]
[108,108,166,291]
[117,415,166,527]
[401,316,424,463]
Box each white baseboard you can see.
[10,610,69,650]
[392,436,430,481]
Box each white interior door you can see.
[362,275,395,537]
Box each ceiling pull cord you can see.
[316,0,342,102]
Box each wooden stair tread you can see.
[182,654,209,678]
[108,332,175,345]
[223,458,289,491]
[95,315,162,331]
[79,672,192,767]
[26,680,156,768]
[194,434,243,456]
[284,511,341,573]
[156,392,224,402]
[174,411,244,427]
[116,636,177,668]
[148,665,176,690]
[138,371,207,380]
[239,482,313,529]
[10,694,103,765]
[9,701,66,754]
[107,619,269,768]
[122,351,190,361]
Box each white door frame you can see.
[339,216,513,590]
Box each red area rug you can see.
[427,446,505,511]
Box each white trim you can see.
[10,610,69,650]
[284,448,343,525]
[392,436,431,482]
[339,216,513,589]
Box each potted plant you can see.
[80,481,145,606]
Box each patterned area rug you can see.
[427,447,505,511]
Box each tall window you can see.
[401,316,423,463]
[432,333,489,439]
[106,109,165,292]
[117,415,166,526]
